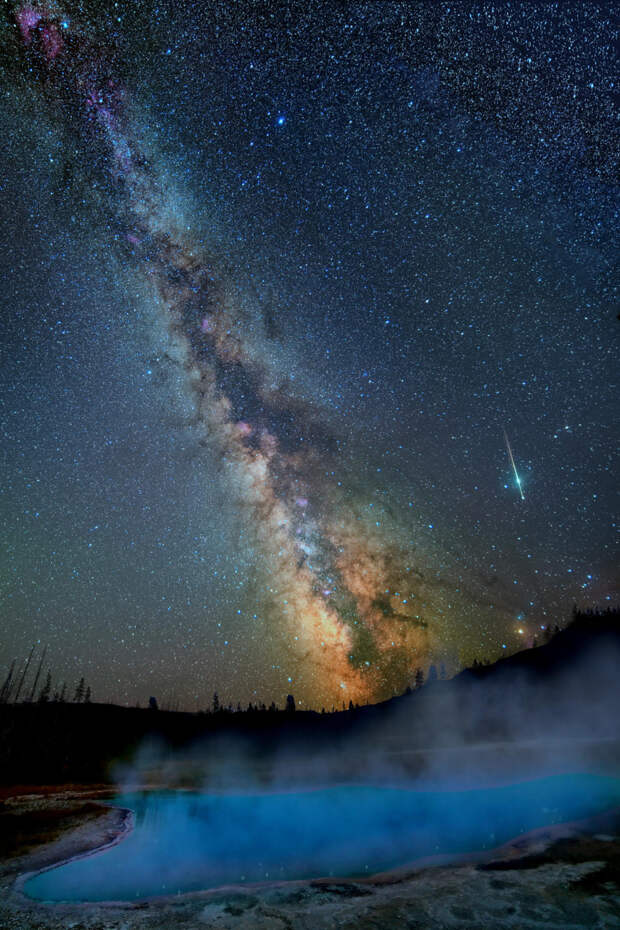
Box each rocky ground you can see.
[0,784,619,930]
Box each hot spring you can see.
[23,773,620,902]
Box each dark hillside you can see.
[457,609,620,682]
[0,609,618,784]
[360,608,620,751]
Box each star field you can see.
[0,1,617,710]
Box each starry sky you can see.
[0,1,617,711]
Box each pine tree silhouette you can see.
[0,660,16,703]
[38,671,52,703]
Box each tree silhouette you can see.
[28,647,47,702]
[38,671,52,703]
[13,645,35,704]
[73,677,85,703]
[414,667,425,689]
[286,694,296,713]
[212,691,220,713]
[84,686,91,703]
[0,660,15,704]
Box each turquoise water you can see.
[24,774,620,902]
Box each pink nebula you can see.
[40,22,63,59]
[16,8,43,44]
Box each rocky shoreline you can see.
[1,783,619,930]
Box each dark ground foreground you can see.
[1,741,620,930]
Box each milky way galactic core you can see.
[1,2,617,707]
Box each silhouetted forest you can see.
[0,608,576,714]
[0,645,91,707]
[0,607,618,785]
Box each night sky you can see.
[1,2,617,711]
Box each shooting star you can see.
[503,429,525,501]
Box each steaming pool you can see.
[24,774,620,902]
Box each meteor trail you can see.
[503,429,525,501]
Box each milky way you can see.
[8,0,443,705]
[1,2,617,708]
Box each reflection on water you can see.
[24,774,620,901]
